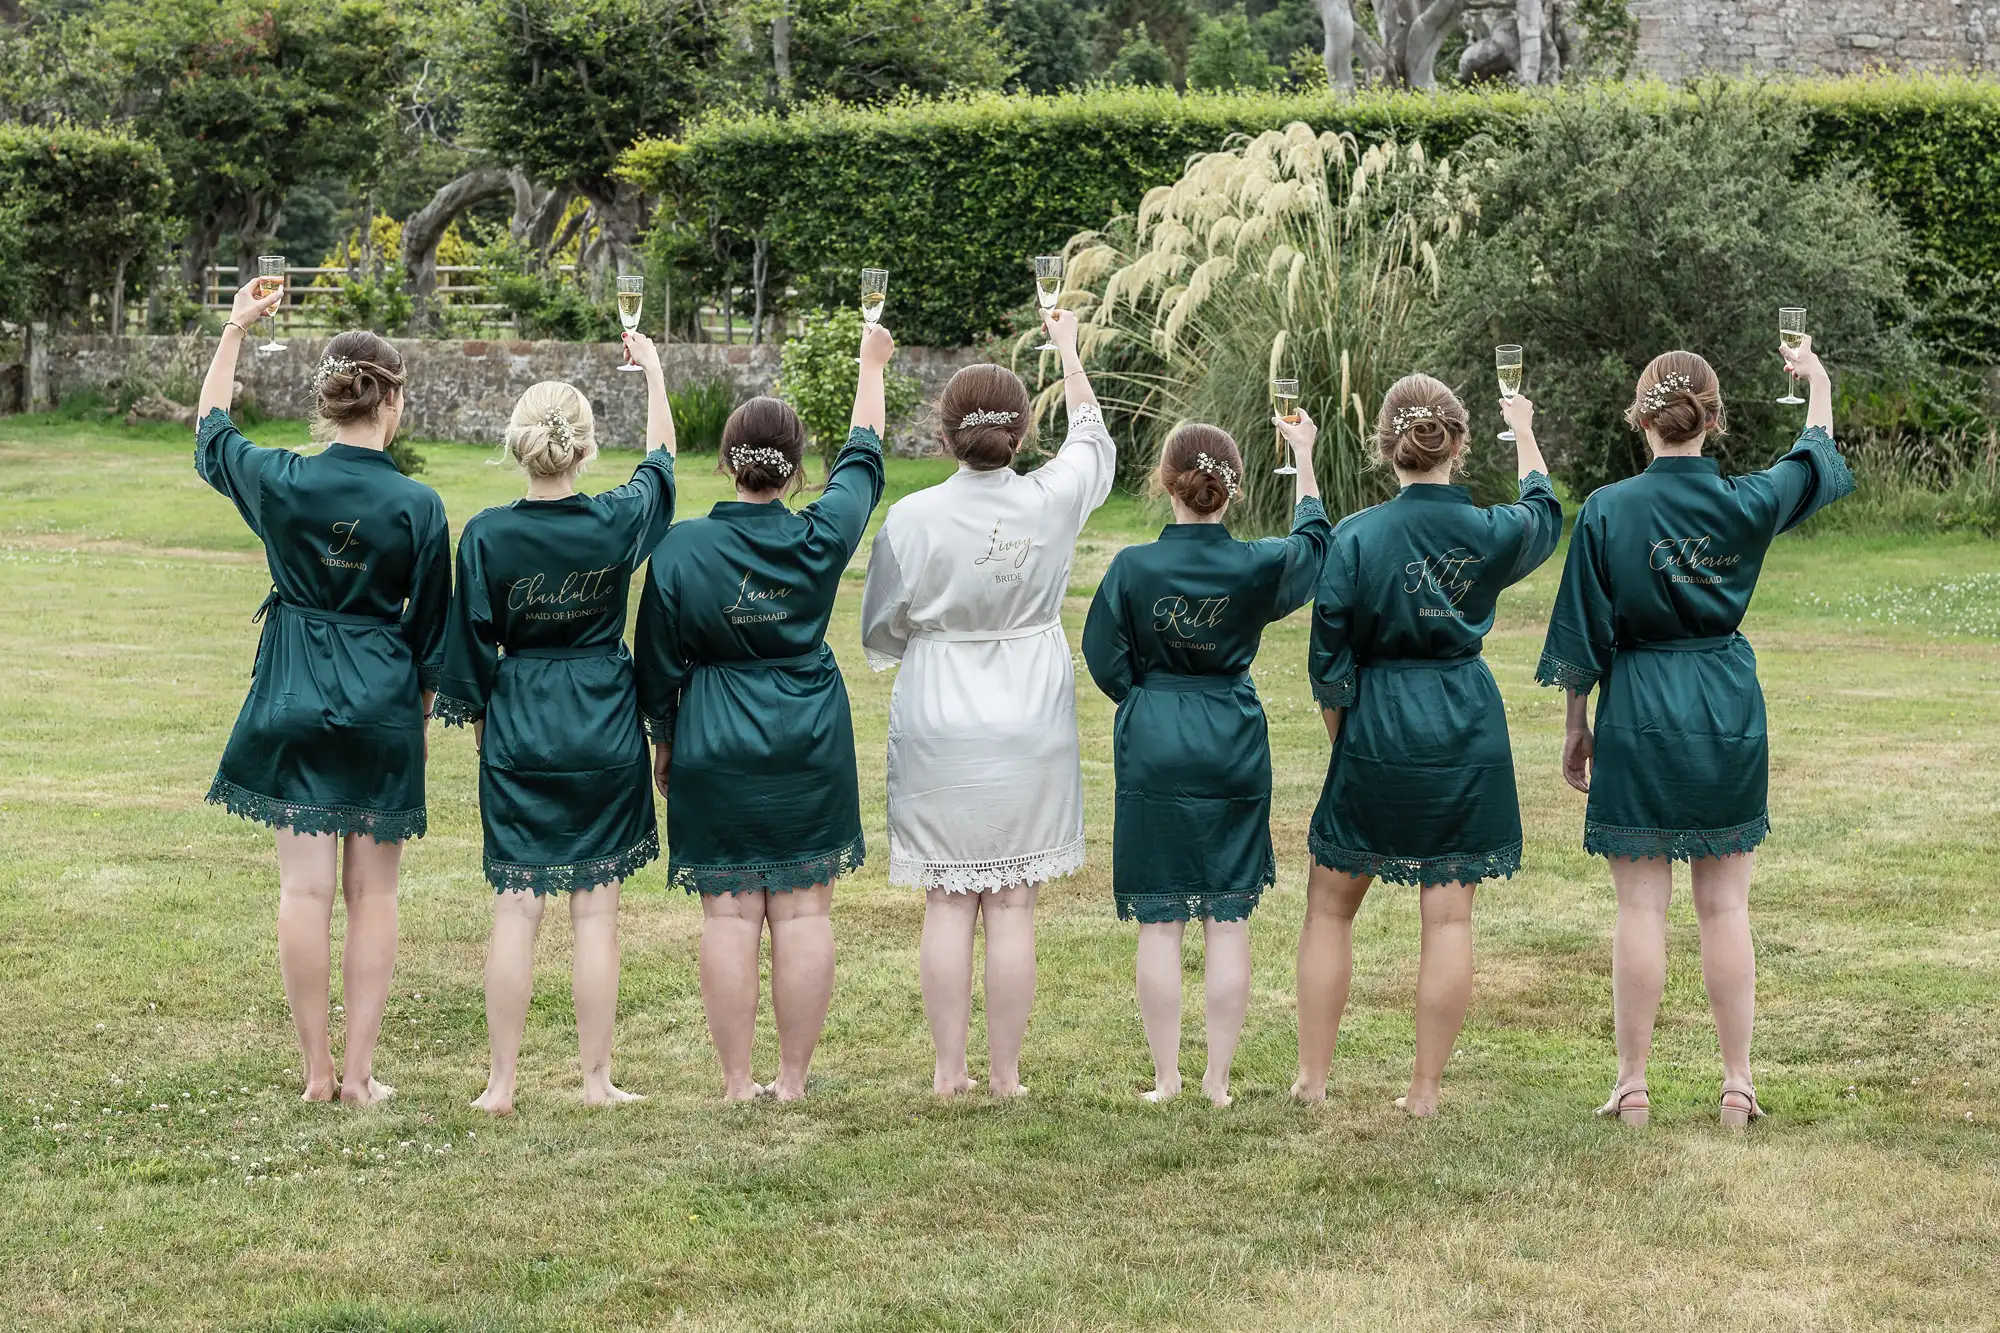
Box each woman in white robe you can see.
[861,308,1115,1096]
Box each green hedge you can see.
[0,125,173,328]
[624,75,2000,348]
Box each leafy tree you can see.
[777,305,921,464]
[91,0,410,294]
[0,125,173,329]
[993,0,1094,93]
[1108,22,1175,86]
[1186,8,1277,90]
[1095,0,1195,74]
[723,0,1016,108]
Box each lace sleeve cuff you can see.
[1793,424,1856,504]
[418,663,444,694]
[430,693,483,727]
[1068,401,1105,432]
[642,711,676,744]
[845,425,885,454]
[1293,495,1331,529]
[1534,652,1600,694]
[1312,672,1357,710]
[1519,470,1554,497]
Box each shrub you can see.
[491,272,619,342]
[667,376,738,454]
[776,306,922,464]
[624,75,2000,350]
[1052,127,1476,529]
[1421,84,1922,498]
[0,124,172,329]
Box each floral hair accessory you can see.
[540,407,576,450]
[1193,451,1240,499]
[958,409,1021,430]
[1641,371,1695,417]
[311,357,356,392]
[731,445,794,480]
[1390,404,1435,436]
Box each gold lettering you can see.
[327,519,363,556]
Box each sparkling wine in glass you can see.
[616,275,644,371]
[1271,376,1300,476]
[1034,254,1064,351]
[1776,307,1806,404]
[1495,344,1523,441]
[858,267,888,362]
[256,255,287,353]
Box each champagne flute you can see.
[1033,254,1064,351]
[1776,307,1806,404]
[616,275,644,371]
[256,255,287,353]
[1495,344,1522,441]
[857,267,888,363]
[1271,376,1300,476]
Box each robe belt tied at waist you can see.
[699,644,832,671]
[251,588,401,629]
[1359,655,1484,671]
[909,620,1063,643]
[1623,633,1743,653]
[505,643,627,661]
[1133,671,1250,692]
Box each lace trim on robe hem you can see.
[206,775,426,843]
[1312,672,1356,711]
[671,832,865,896]
[1534,651,1600,695]
[487,828,659,895]
[1115,853,1274,923]
[641,712,675,743]
[865,647,902,673]
[891,835,1086,893]
[1583,815,1768,863]
[418,665,443,694]
[430,693,482,728]
[1794,425,1857,506]
[1309,833,1521,887]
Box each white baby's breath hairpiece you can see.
[1193,451,1240,500]
[1641,371,1695,416]
[1390,404,1435,437]
[312,356,356,393]
[540,407,576,450]
[958,409,1021,430]
[731,445,794,480]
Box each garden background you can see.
[3,1,1998,1328]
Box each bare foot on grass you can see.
[341,1077,395,1108]
[471,1085,515,1116]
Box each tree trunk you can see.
[180,219,226,305]
[772,0,793,97]
[751,236,769,345]
[1403,0,1467,90]
[572,177,650,277]
[1514,0,1544,84]
[109,256,128,337]
[402,168,514,332]
[1318,0,1356,93]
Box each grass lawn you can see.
[2,415,1997,1332]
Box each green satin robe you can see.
[634,427,886,895]
[1082,497,1332,923]
[1310,473,1562,886]
[194,409,451,842]
[433,453,677,893]
[1536,426,1855,860]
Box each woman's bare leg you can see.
[274,831,340,1101]
[919,889,980,1095]
[571,880,640,1106]
[1201,917,1251,1107]
[1690,852,1757,1092]
[1402,880,1476,1117]
[337,833,403,1106]
[766,881,836,1102]
[1135,920,1186,1101]
[1293,865,1370,1101]
[699,890,767,1101]
[980,883,1038,1097]
[1609,856,1674,1102]
[474,889,544,1114]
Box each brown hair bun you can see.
[1156,422,1241,517]
[937,364,1031,471]
[1373,372,1468,474]
[310,330,406,443]
[722,396,807,494]
[1626,350,1726,446]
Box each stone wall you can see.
[1631,0,1999,79]
[46,335,989,453]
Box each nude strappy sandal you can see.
[1595,1082,1650,1127]
[1719,1081,1765,1129]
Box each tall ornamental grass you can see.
[1038,124,1477,529]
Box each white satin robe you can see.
[860,403,1116,891]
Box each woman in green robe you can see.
[1537,339,1851,1129]
[435,334,677,1115]
[1301,375,1560,1116]
[1082,419,1329,1106]
[635,324,892,1102]
[194,280,450,1107]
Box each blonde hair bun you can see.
[504,381,598,478]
